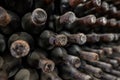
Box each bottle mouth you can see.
[31,8,47,25]
[84,15,96,25]
[73,58,81,68]
[0,7,11,27]
[76,33,87,45]
[97,17,107,26]
[43,60,55,73]
[10,40,30,58]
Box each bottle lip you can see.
[10,40,30,58]
[96,17,107,26]
[31,8,47,26]
[0,7,11,27]
[41,60,55,73]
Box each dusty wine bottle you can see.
[100,47,113,55]
[106,18,117,27]
[80,61,103,78]
[35,0,54,16]
[15,69,39,80]
[67,45,99,62]
[101,58,119,68]
[51,47,81,68]
[99,33,115,42]
[8,32,34,58]
[86,33,100,43]
[22,8,47,34]
[55,11,96,31]
[58,63,92,80]
[74,0,101,17]
[61,31,87,45]
[40,69,62,80]
[27,49,55,73]
[0,6,20,35]
[101,72,117,80]
[110,69,120,77]
[38,30,68,50]
[112,45,120,53]
[1,55,21,78]
[85,1,109,16]
[89,61,112,72]
[82,47,104,58]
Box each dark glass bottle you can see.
[89,61,112,72]
[67,45,99,62]
[80,61,103,78]
[0,7,20,35]
[61,31,87,45]
[22,8,47,34]
[8,32,34,58]
[51,47,81,68]
[74,0,101,17]
[54,11,96,32]
[35,0,54,16]
[1,55,21,78]
[27,49,55,73]
[58,63,92,80]
[38,30,68,50]
[101,73,117,80]
[86,33,100,43]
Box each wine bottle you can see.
[8,32,34,58]
[89,61,112,72]
[86,33,100,43]
[54,11,96,32]
[51,47,81,68]
[27,49,55,73]
[38,30,68,50]
[0,6,20,35]
[67,45,99,62]
[1,55,21,78]
[58,63,92,80]
[101,72,117,80]
[74,0,101,17]
[82,47,104,58]
[22,8,47,34]
[80,61,103,78]
[61,31,87,45]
